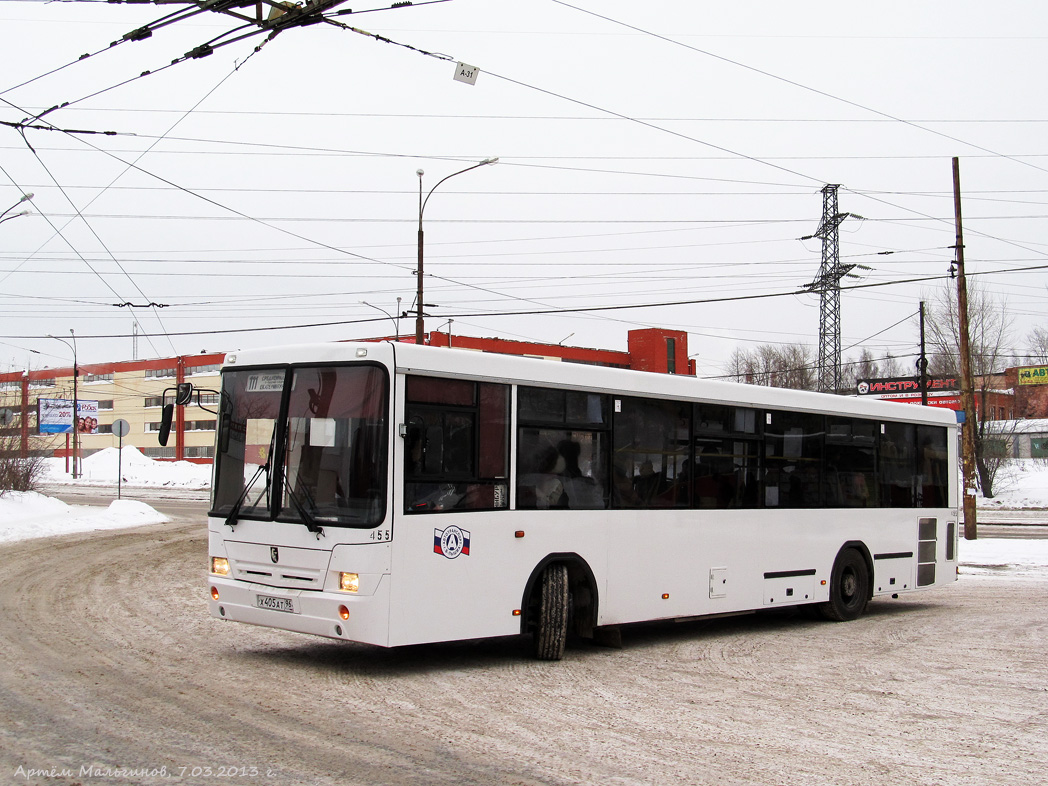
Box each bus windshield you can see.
[282,365,388,527]
[212,364,389,528]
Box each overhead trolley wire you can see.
[551,0,1048,179]
[2,129,172,358]
[5,3,1044,350]
[317,13,1048,261]
[4,262,1046,343]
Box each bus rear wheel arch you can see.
[818,545,872,622]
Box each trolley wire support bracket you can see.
[107,1,354,64]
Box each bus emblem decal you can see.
[434,526,470,559]
[270,547,279,564]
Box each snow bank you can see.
[42,445,212,489]
[0,491,169,544]
[958,537,1048,580]
[980,459,1048,509]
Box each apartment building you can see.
[1,353,225,463]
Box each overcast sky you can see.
[1,0,1046,378]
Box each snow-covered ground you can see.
[976,458,1048,509]
[1,448,1046,579]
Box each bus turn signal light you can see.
[210,586,220,600]
[338,605,350,620]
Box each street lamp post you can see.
[48,329,79,478]
[415,158,497,345]
[362,299,402,340]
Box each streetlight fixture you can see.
[47,329,79,479]
[0,192,33,225]
[415,158,498,345]
[361,299,402,340]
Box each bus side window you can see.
[516,387,610,510]
[517,428,607,510]
[612,396,690,509]
[826,417,878,508]
[691,403,760,510]
[880,421,916,507]
[918,425,949,507]
[404,377,509,513]
[764,412,823,508]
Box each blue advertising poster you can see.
[38,398,99,434]
[38,398,73,434]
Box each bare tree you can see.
[0,435,47,496]
[724,343,817,391]
[844,348,906,390]
[724,347,751,385]
[924,280,1014,496]
[1014,326,1048,419]
[1027,325,1048,364]
[925,280,1012,378]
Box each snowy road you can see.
[1,516,1046,786]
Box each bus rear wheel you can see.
[534,563,569,660]
[818,548,870,622]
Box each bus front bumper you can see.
[206,575,390,647]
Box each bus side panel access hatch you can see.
[762,568,816,606]
[709,567,728,599]
[873,552,914,593]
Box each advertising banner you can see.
[77,400,99,434]
[37,398,99,434]
[856,377,959,396]
[1017,366,1048,386]
[886,395,961,410]
[38,398,74,434]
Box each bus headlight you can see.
[339,572,360,593]
[210,557,230,576]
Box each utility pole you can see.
[414,158,498,345]
[803,185,861,393]
[71,330,79,480]
[918,301,928,406]
[952,157,978,540]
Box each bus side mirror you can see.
[175,382,194,406]
[159,404,175,446]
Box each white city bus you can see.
[195,341,958,660]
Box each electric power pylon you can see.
[803,184,859,394]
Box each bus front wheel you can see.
[534,563,569,660]
[818,548,870,622]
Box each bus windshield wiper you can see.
[283,476,325,538]
[225,459,269,528]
